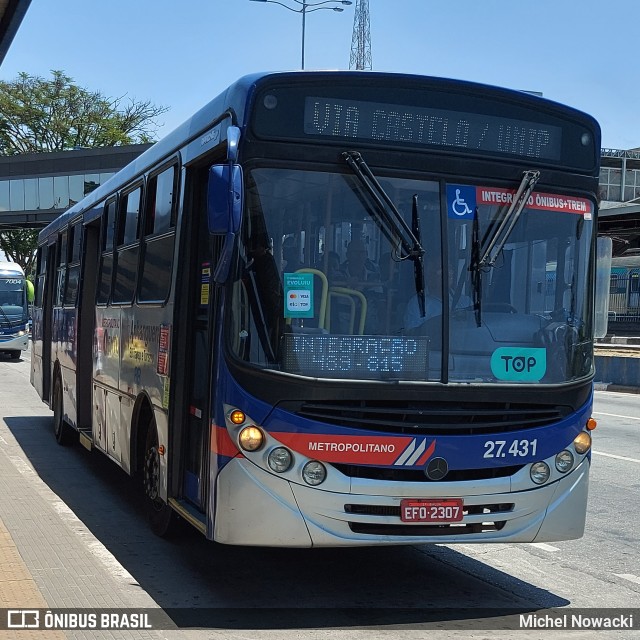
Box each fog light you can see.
[573,431,592,455]
[238,426,264,451]
[302,460,326,486]
[530,461,550,485]
[268,447,292,473]
[555,449,574,473]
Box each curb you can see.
[594,382,640,394]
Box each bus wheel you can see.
[52,376,72,445]
[143,421,176,537]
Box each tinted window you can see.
[98,200,116,305]
[145,167,176,236]
[118,188,141,246]
[64,222,82,306]
[139,166,177,303]
[103,201,116,251]
[139,236,174,302]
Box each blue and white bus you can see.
[0,261,31,359]
[31,71,606,545]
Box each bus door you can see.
[41,242,57,402]
[76,219,100,431]
[174,165,223,513]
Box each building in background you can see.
[0,144,152,229]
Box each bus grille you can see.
[345,502,514,536]
[333,464,523,482]
[345,503,514,516]
[295,400,570,435]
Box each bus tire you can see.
[52,375,72,445]
[143,419,176,537]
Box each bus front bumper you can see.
[212,457,589,547]
[0,333,29,352]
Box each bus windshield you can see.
[0,276,28,320]
[228,166,594,385]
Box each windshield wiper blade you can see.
[342,151,424,261]
[411,194,426,318]
[470,207,482,327]
[476,170,540,270]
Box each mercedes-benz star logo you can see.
[425,457,448,481]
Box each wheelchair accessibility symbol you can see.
[446,184,476,219]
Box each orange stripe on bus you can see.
[211,424,241,458]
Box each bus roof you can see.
[37,70,600,243]
[0,261,25,276]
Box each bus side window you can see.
[139,165,177,303]
[112,185,142,304]
[35,247,46,308]
[55,231,68,307]
[64,221,82,307]
[97,200,116,305]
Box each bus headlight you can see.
[238,426,264,452]
[530,461,550,485]
[302,461,326,486]
[573,432,591,454]
[268,447,293,473]
[555,450,574,473]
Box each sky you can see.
[0,0,637,150]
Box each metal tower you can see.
[349,0,372,70]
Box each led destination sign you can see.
[304,97,563,162]
[282,334,429,380]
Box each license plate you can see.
[400,498,464,523]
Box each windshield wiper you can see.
[0,305,10,328]
[476,170,540,270]
[411,194,425,317]
[342,150,426,316]
[469,169,540,327]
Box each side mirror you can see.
[207,164,243,284]
[594,236,612,339]
[207,164,243,235]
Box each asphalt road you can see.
[1,348,638,639]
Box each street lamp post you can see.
[249,0,352,70]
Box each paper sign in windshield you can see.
[284,272,314,318]
[447,184,593,220]
[477,187,593,219]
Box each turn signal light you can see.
[586,418,597,431]
[229,410,246,425]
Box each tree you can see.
[0,230,38,278]
[0,71,168,272]
[0,70,168,153]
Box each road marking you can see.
[593,411,640,421]
[593,451,640,464]
[6,451,142,588]
[615,573,640,586]
[8,455,36,476]
[530,542,560,552]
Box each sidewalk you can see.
[0,355,177,639]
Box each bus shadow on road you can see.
[5,415,569,629]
